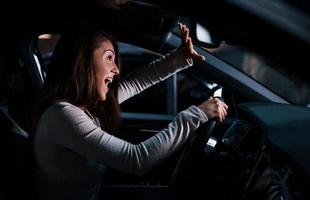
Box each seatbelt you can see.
[0,106,29,138]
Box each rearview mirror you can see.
[171,18,221,48]
[192,22,220,48]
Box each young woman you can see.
[33,23,228,200]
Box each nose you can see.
[112,64,120,76]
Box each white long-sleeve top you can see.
[34,48,208,200]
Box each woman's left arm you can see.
[118,23,205,104]
[118,48,191,103]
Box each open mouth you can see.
[104,77,113,89]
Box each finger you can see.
[216,101,225,122]
[178,23,183,34]
[213,98,220,104]
[218,101,226,114]
[222,111,225,122]
[184,30,190,47]
[218,102,227,117]
[212,105,221,122]
[223,105,228,114]
[198,54,206,61]
[178,22,185,29]
[187,37,193,49]
[219,104,227,117]
[222,106,227,119]
[186,39,191,50]
[194,52,206,61]
[181,23,187,31]
[180,24,187,44]
[218,106,224,122]
[222,102,228,110]
[222,105,227,116]
[181,24,186,34]
[221,107,226,121]
[184,28,191,43]
[218,110,223,122]
[178,23,184,35]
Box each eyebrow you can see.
[104,49,115,55]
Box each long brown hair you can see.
[33,25,121,134]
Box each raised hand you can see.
[179,22,205,61]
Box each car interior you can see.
[0,0,309,200]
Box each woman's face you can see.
[94,40,119,101]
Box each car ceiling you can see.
[1,0,180,51]
[2,0,309,44]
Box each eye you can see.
[107,55,113,61]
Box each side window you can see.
[118,43,171,116]
[37,34,60,66]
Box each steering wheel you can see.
[169,119,217,189]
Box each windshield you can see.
[212,42,310,106]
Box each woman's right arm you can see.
[39,98,227,176]
[43,103,207,176]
